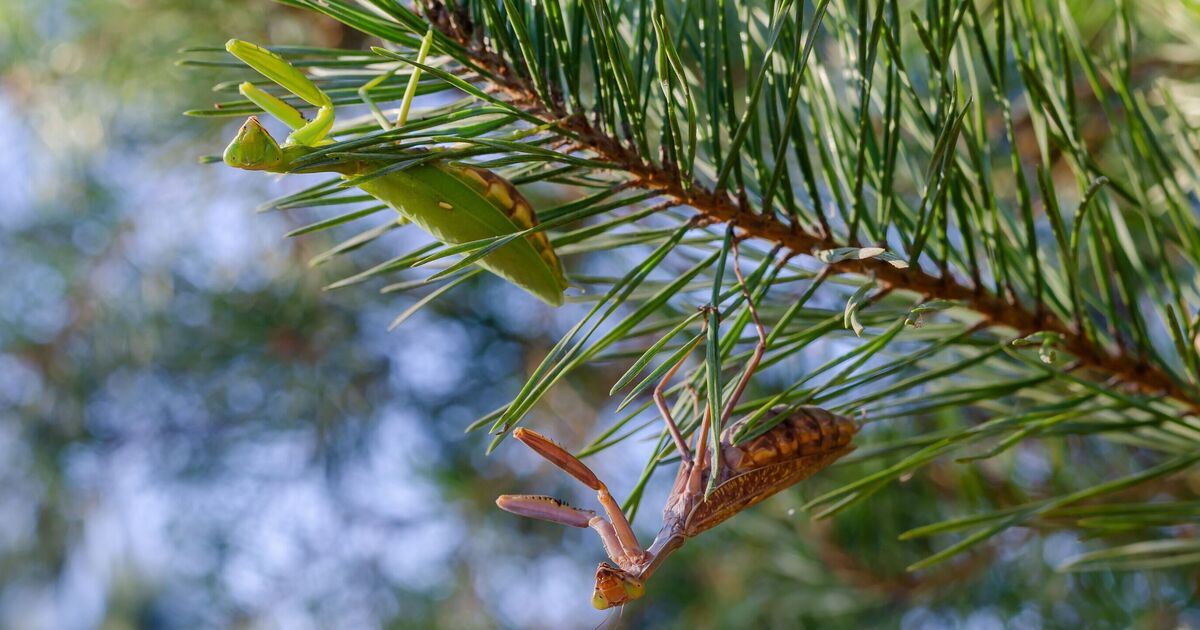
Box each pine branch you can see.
[421,0,1199,417]
[192,0,1200,576]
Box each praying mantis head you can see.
[592,562,645,609]
[223,116,285,171]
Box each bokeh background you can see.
[2,1,1198,628]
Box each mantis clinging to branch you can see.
[219,38,568,306]
[497,243,859,609]
[217,36,858,611]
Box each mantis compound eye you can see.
[223,117,284,171]
[591,563,644,609]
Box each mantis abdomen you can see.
[682,407,858,535]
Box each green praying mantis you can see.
[220,39,568,306]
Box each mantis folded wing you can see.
[221,39,568,307]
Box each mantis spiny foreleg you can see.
[497,428,646,568]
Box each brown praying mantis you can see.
[496,243,859,609]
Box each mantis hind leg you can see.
[680,240,772,492]
[703,239,771,486]
[653,334,705,464]
[720,239,769,427]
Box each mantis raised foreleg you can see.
[498,428,647,566]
